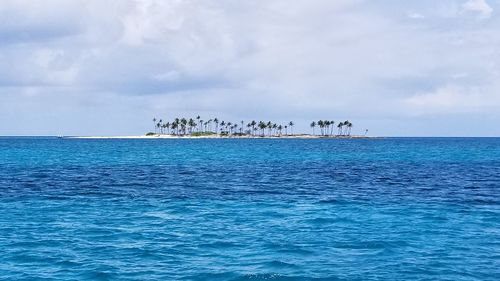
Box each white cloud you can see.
[403,84,499,115]
[408,12,425,19]
[462,0,493,18]
[152,71,181,82]
[120,0,186,45]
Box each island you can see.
[68,117,371,139]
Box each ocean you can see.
[0,137,498,280]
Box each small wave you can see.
[265,260,298,269]
[198,241,239,249]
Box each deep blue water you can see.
[0,137,499,280]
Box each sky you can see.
[1,0,499,136]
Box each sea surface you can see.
[0,137,499,280]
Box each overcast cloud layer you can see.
[1,0,499,136]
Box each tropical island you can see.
[69,117,369,139]
[69,116,370,139]
[136,116,368,139]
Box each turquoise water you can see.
[0,137,499,280]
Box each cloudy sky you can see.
[1,0,499,136]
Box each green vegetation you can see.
[190,131,217,137]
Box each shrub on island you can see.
[191,132,217,137]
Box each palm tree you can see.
[250,120,257,136]
[171,122,178,135]
[258,121,266,136]
[240,121,244,134]
[220,121,226,134]
[318,120,324,135]
[188,118,196,134]
[207,119,213,132]
[214,118,219,134]
[337,122,343,136]
[343,120,349,136]
[158,119,163,134]
[153,117,157,134]
[284,125,288,135]
[330,121,335,136]
[203,121,208,132]
[310,121,316,135]
[180,118,187,135]
[266,121,273,136]
[174,118,180,135]
[277,125,283,136]
[288,121,294,135]
[347,122,353,136]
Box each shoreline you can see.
[64,134,373,139]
